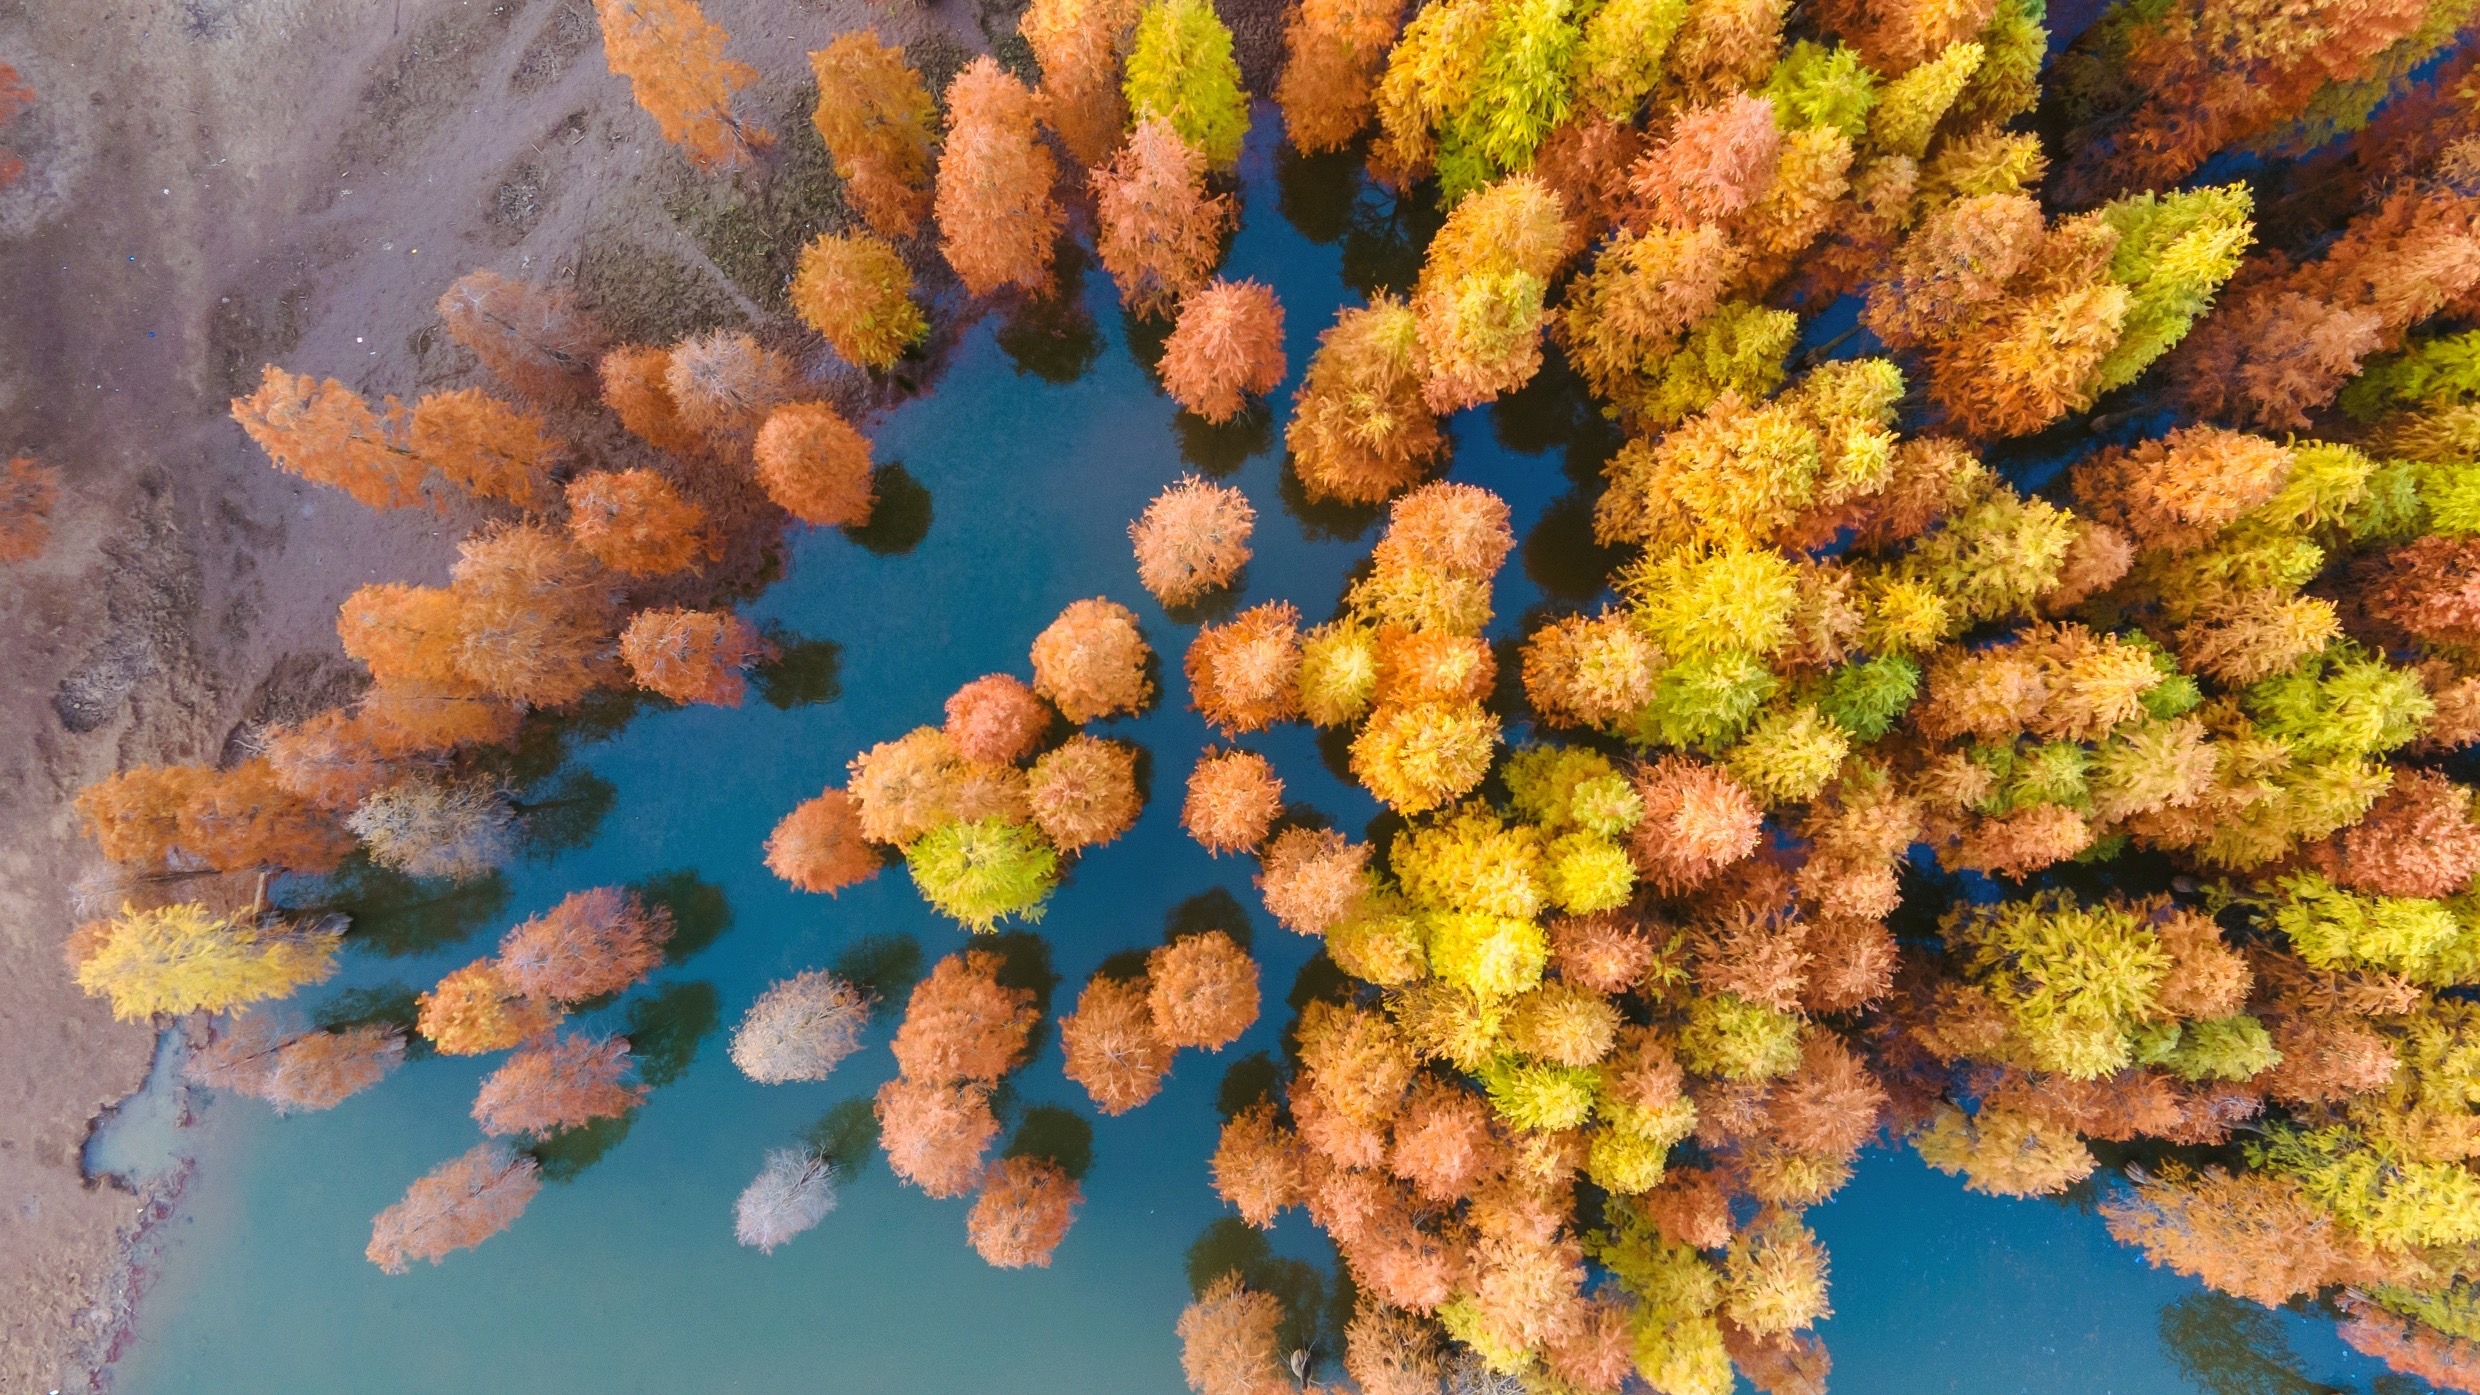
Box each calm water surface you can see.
[110,116,2425,1395]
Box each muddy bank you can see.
[0,0,995,1385]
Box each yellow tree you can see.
[594,0,770,170]
[71,904,342,1021]
[810,32,938,238]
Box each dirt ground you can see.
[0,0,1072,1384]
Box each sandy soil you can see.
[0,0,1048,1384]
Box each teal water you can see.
[109,116,2423,1395]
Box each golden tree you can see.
[754,402,877,528]
[231,367,422,510]
[620,607,777,706]
[1277,0,1403,152]
[565,469,715,576]
[593,0,770,170]
[1160,279,1287,422]
[600,346,706,456]
[1024,0,1144,166]
[809,32,938,238]
[73,904,342,1021]
[937,57,1065,297]
[791,232,928,370]
[406,389,564,510]
[1287,294,1442,504]
[1093,117,1232,315]
[366,1143,541,1273]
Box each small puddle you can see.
[82,1025,196,1190]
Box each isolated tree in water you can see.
[185,1012,406,1114]
[967,1156,1083,1267]
[620,607,777,707]
[497,885,674,1004]
[755,402,878,527]
[936,57,1064,297]
[417,958,563,1056]
[472,1033,647,1138]
[435,270,604,405]
[731,970,873,1081]
[1131,474,1255,606]
[892,950,1039,1084]
[791,232,927,370]
[594,0,770,170]
[0,453,58,563]
[1093,118,1232,315]
[764,789,883,894]
[1160,279,1286,422]
[70,904,342,1021]
[735,1147,839,1252]
[367,1143,542,1273]
[809,33,938,239]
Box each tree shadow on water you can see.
[633,869,732,964]
[315,984,431,1058]
[982,930,1061,1017]
[1176,402,1276,476]
[1216,1051,1280,1120]
[843,462,932,556]
[1186,1218,1334,1361]
[1276,145,1362,244]
[526,1113,634,1184]
[1166,887,1255,950]
[1278,460,1388,545]
[623,981,721,1087]
[515,767,616,863]
[1523,490,1627,604]
[998,243,1103,384]
[2158,1292,2345,1395]
[806,1097,880,1179]
[1003,1105,1095,1180]
[317,853,509,959]
[834,932,926,1003]
[755,627,843,709]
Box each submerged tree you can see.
[731,970,874,1082]
[186,1012,406,1114]
[1094,117,1233,315]
[1132,475,1256,606]
[472,1033,647,1138]
[621,608,777,707]
[1161,279,1287,422]
[735,1148,839,1252]
[367,1142,542,1273]
[968,1155,1084,1267]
